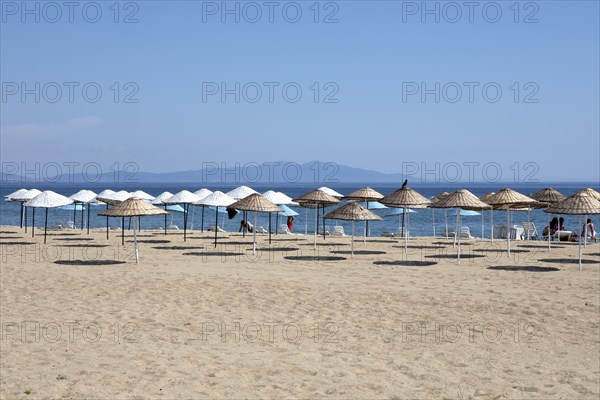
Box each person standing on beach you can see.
[287,216,294,232]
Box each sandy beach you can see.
[1,226,599,399]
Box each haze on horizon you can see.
[1,1,599,183]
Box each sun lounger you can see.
[552,231,573,242]
[521,222,538,240]
[207,226,225,232]
[330,226,346,236]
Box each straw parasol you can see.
[318,186,344,198]
[5,188,29,228]
[380,187,431,252]
[11,189,42,232]
[226,186,258,237]
[99,198,168,263]
[163,191,201,241]
[545,192,600,270]
[576,188,600,201]
[69,190,97,233]
[129,190,155,201]
[324,202,382,257]
[430,189,491,261]
[191,189,213,232]
[24,191,73,243]
[229,194,282,254]
[484,189,537,256]
[429,192,450,238]
[344,187,384,241]
[96,190,132,239]
[293,189,340,248]
[528,188,567,246]
[152,192,174,235]
[196,191,236,248]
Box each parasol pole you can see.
[269,213,272,245]
[106,204,110,239]
[164,205,167,235]
[481,209,484,239]
[490,209,494,243]
[31,207,35,237]
[578,214,582,270]
[403,207,408,253]
[24,206,28,233]
[253,211,257,255]
[507,208,511,257]
[457,208,461,262]
[314,202,318,249]
[322,204,326,240]
[351,219,355,258]
[87,205,91,234]
[121,217,125,245]
[20,202,24,228]
[444,209,448,239]
[547,214,551,251]
[80,203,84,230]
[432,208,436,238]
[201,205,205,233]
[44,208,48,244]
[214,208,219,248]
[134,214,139,264]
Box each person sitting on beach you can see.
[287,216,294,232]
[581,218,595,238]
[239,220,253,233]
[558,217,566,231]
[544,217,559,236]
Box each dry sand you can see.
[1,225,599,399]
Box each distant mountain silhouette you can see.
[1,161,404,184]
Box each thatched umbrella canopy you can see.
[344,187,384,241]
[12,189,42,232]
[324,202,382,257]
[429,189,491,261]
[576,188,600,201]
[318,186,344,198]
[484,189,537,256]
[191,189,213,233]
[230,194,282,253]
[96,190,133,239]
[5,188,32,229]
[380,187,430,252]
[545,192,600,270]
[24,191,73,243]
[69,190,98,233]
[196,191,236,248]
[227,186,258,237]
[99,197,168,263]
[163,191,201,241]
[530,188,566,204]
[293,189,340,248]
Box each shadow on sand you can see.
[333,250,387,255]
[284,255,347,261]
[54,260,127,266]
[488,265,559,272]
[537,258,598,265]
[374,260,438,267]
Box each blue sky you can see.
[1,0,599,182]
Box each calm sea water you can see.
[1,182,598,238]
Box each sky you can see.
[1,0,599,183]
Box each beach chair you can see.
[167,224,179,231]
[521,222,538,240]
[460,227,474,239]
[279,224,293,234]
[207,226,225,232]
[65,221,76,229]
[256,226,268,234]
[330,226,346,236]
[552,231,573,242]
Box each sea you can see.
[1,182,598,238]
